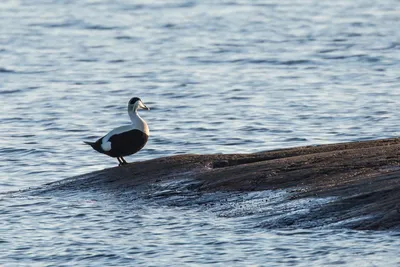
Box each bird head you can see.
[128,97,149,111]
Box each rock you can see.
[41,137,400,230]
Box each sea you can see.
[1,0,400,266]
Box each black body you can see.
[87,129,148,158]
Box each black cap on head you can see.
[129,97,141,105]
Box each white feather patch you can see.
[101,141,112,151]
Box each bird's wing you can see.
[101,125,134,151]
[108,129,148,156]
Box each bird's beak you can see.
[139,100,150,110]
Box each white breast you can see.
[129,111,149,136]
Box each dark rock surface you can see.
[41,138,400,230]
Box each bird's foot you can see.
[117,157,128,166]
[121,157,128,165]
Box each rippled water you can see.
[1,0,400,265]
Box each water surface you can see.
[1,0,399,265]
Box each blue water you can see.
[1,0,400,265]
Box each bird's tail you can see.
[84,141,103,153]
[83,141,95,147]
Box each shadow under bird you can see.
[84,97,150,166]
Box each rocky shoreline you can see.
[41,138,400,230]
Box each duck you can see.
[84,97,150,166]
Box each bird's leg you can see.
[117,157,123,166]
[121,157,128,165]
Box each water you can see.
[1,0,399,265]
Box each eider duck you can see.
[84,97,150,166]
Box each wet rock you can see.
[40,138,400,230]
